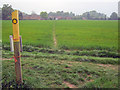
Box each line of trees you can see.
[0,4,119,20]
[40,11,118,20]
[73,11,107,20]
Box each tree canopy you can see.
[2,4,14,20]
[81,10,106,20]
[40,12,48,20]
[110,12,118,20]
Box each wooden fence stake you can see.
[12,10,23,84]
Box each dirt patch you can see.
[97,64,117,70]
[23,66,34,70]
[2,58,12,60]
[67,64,72,67]
[58,60,82,64]
[87,79,94,83]
[53,31,57,47]
[52,59,82,66]
[98,64,112,67]
[63,81,77,88]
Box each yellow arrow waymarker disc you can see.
[12,18,18,24]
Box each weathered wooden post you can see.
[12,10,23,84]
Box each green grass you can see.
[2,44,119,58]
[2,56,118,88]
[2,20,118,50]
[55,20,118,50]
[2,46,119,88]
[2,20,119,88]
[2,20,53,48]
[2,47,119,88]
[2,49,118,65]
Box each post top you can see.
[12,10,18,15]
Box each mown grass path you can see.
[53,21,57,49]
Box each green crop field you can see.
[2,20,53,48]
[55,20,118,50]
[2,20,118,50]
[2,20,119,88]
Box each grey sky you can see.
[0,0,119,16]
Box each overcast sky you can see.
[0,0,119,16]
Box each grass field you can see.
[2,20,118,50]
[2,50,118,88]
[2,20,53,48]
[55,20,118,50]
[2,20,119,88]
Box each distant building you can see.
[55,18,58,20]
[56,16,63,20]
[23,14,41,20]
[82,17,87,20]
[65,17,72,20]
[48,16,72,20]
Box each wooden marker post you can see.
[12,10,23,84]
